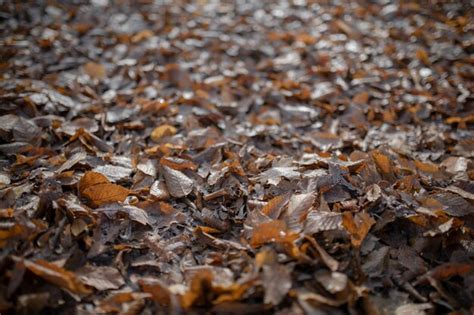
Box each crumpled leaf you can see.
[95,204,151,225]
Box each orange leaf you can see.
[428,263,473,281]
[250,220,297,248]
[139,279,171,306]
[371,150,396,182]
[415,49,430,65]
[150,124,177,142]
[342,212,375,247]
[78,171,129,207]
[261,194,290,219]
[0,224,28,248]
[181,270,213,308]
[83,62,106,79]
[353,91,369,105]
[24,259,92,295]
[78,171,108,194]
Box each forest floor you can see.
[0,1,473,314]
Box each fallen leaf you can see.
[162,165,193,198]
[151,124,177,142]
[342,212,375,247]
[254,166,300,185]
[371,150,396,182]
[83,62,106,79]
[304,210,343,234]
[250,220,297,248]
[23,259,92,295]
[77,265,124,291]
[78,171,130,207]
[263,263,292,305]
[261,194,291,220]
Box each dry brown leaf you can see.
[78,171,108,194]
[160,156,197,171]
[250,220,297,248]
[304,210,343,234]
[284,193,315,232]
[415,49,430,65]
[342,212,375,247]
[353,91,369,105]
[131,29,154,43]
[150,124,177,142]
[181,269,213,308]
[23,259,92,295]
[79,171,129,207]
[0,224,28,248]
[139,279,172,306]
[263,262,292,305]
[371,150,396,182]
[83,62,106,79]
[261,194,291,220]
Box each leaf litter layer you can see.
[0,0,473,314]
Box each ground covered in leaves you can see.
[1,0,473,314]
